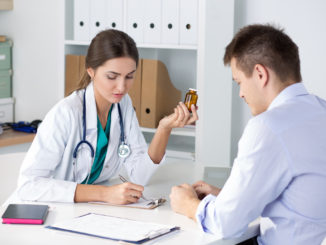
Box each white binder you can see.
[107,0,124,31]
[179,0,198,45]
[74,0,90,41]
[143,0,161,44]
[90,0,107,39]
[126,0,145,44]
[162,0,179,45]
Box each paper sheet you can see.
[46,213,178,243]
[90,198,166,209]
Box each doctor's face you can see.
[230,58,266,116]
[88,57,137,104]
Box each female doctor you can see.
[16,29,198,204]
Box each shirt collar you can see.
[268,82,308,110]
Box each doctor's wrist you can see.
[157,123,172,134]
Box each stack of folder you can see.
[129,59,181,128]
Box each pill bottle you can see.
[184,88,198,112]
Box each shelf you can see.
[64,40,197,50]
[140,126,195,137]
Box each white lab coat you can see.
[15,82,163,203]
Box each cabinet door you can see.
[126,0,145,44]
[179,0,198,45]
[162,0,179,45]
[74,0,90,41]
[89,0,107,39]
[107,0,124,31]
[143,0,161,44]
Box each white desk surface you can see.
[0,154,259,245]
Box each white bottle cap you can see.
[188,88,197,92]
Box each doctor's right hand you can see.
[104,182,144,205]
[192,181,221,200]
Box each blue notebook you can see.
[46,213,179,244]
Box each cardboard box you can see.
[79,55,86,80]
[140,59,181,128]
[0,40,12,70]
[0,0,13,10]
[128,59,142,122]
[0,97,14,123]
[0,69,12,98]
[65,55,86,96]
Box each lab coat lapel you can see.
[84,82,98,160]
[107,103,121,160]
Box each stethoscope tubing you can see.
[72,88,130,183]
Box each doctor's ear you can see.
[87,67,95,80]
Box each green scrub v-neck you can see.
[82,106,113,184]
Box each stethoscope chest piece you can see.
[118,142,131,158]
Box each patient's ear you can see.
[253,64,269,88]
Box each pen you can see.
[118,174,150,201]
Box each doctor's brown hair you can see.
[223,24,302,83]
[77,29,139,90]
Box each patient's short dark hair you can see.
[224,24,302,83]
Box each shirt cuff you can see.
[195,194,216,232]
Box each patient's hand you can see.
[192,180,221,200]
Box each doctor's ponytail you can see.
[76,29,139,91]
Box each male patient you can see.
[169,24,326,245]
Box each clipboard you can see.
[90,198,166,209]
[46,213,179,244]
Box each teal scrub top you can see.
[82,106,113,184]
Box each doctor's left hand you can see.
[159,102,198,130]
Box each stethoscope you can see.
[72,89,131,183]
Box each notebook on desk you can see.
[2,204,49,224]
[46,213,179,244]
[90,197,166,209]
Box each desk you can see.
[0,129,35,147]
[0,156,259,245]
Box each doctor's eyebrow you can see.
[106,70,137,75]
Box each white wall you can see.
[1,1,326,164]
[230,0,326,162]
[0,0,64,121]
